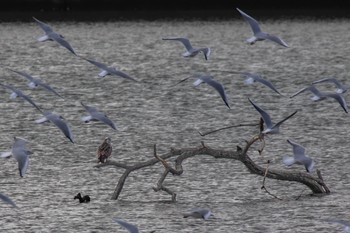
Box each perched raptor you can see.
[97,137,112,163]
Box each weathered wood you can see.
[94,135,330,201]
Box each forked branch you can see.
[95,134,330,201]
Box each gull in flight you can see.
[35,111,74,143]
[33,17,76,55]
[183,208,212,220]
[1,137,32,177]
[81,102,117,130]
[0,84,42,112]
[282,139,315,173]
[248,98,297,134]
[112,218,155,233]
[312,77,348,94]
[240,72,282,95]
[0,192,17,208]
[189,75,230,108]
[162,37,211,60]
[290,84,348,113]
[326,220,350,232]
[80,57,138,82]
[236,8,289,47]
[7,68,63,98]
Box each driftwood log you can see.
[94,122,330,201]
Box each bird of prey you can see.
[7,68,63,98]
[240,72,282,95]
[283,139,315,173]
[33,17,76,55]
[81,102,117,130]
[162,37,211,60]
[290,84,348,113]
[0,192,17,208]
[183,208,212,220]
[97,137,112,163]
[0,84,42,112]
[80,56,137,81]
[35,111,74,143]
[236,8,289,47]
[0,137,32,177]
[248,98,297,135]
[312,77,348,94]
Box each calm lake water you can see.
[0,18,350,232]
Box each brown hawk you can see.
[97,137,112,163]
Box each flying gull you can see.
[112,218,142,233]
[81,102,117,130]
[236,8,289,47]
[1,137,32,177]
[312,77,348,94]
[80,56,137,82]
[35,111,74,143]
[240,72,282,95]
[290,84,348,113]
[0,192,17,208]
[0,84,42,112]
[192,75,230,109]
[248,98,297,135]
[183,208,212,220]
[283,139,315,173]
[326,219,350,232]
[33,17,76,55]
[7,68,63,98]
[162,37,211,60]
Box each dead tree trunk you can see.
[94,135,330,201]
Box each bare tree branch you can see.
[198,122,259,136]
[94,135,330,201]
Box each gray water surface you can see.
[0,19,350,232]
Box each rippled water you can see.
[0,18,350,232]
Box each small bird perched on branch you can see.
[97,137,112,163]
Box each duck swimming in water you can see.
[74,193,90,203]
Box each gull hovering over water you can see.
[183,208,212,220]
[1,137,32,177]
[7,68,63,98]
[33,17,76,55]
[248,98,297,135]
[283,139,315,173]
[192,75,230,109]
[290,84,348,113]
[0,192,17,208]
[80,57,137,82]
[312,77,348,94]
[241,72,282,95]
[236,8,289,47]
[0,84,42,112]
[35,111,74,143]
[162,37,211,60]
[81,102,117,130]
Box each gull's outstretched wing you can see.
[196,76,230,109]
[33,17,53,33]
[236,8,262,35]
[162,37,193,51]
[0,193,17,208]
[112,218,139,233]
[248,98,272,128]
